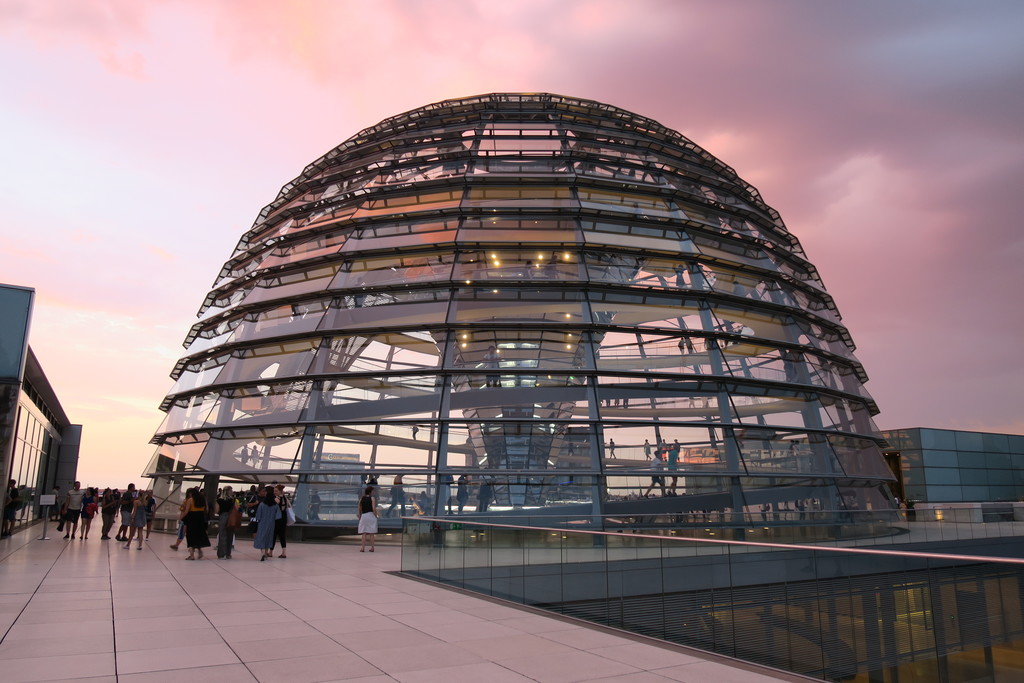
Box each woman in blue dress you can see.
[254,490,281,561]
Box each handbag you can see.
[286,506,296,526]
[228,507,242,528]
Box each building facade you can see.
[0,284,81,531]
[146,94,895,525]
[883,427,1024,503]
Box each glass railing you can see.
[401,517,1024,682]
[411,508,1024,549]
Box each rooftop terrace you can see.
[0,526,801,682]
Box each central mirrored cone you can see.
[146,93,897,532]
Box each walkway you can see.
[0,526,804,682]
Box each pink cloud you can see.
[2,0,1022,485]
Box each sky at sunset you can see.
[2,0,1022,488]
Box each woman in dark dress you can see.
[272,484,290,558]
[183,490,211,560]
[100,487,118,540]
[216,487,237,559]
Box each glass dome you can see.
[145,93,895,528]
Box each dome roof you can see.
[146,93,895,531]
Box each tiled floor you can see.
[0,526,804,682]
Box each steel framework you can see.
[146,93,895,525]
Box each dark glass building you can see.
[1,283,82,532]
[145,93,895,525]
[883,427,1024,504]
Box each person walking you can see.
[144,490,156,541]
[100,488,118,540]
[253,490,281,561]
[169,488,194,551]
[667,440,681,494]
[643,457,667,497]
[123,491,148,549]
[357,485,378,552]
[50,486,63,523]
[477,479,493,512]
[482,344,500,387]
[385,474,406,518]
[272,484,290,558]
[115,484,137,542]
[216,487,238,559]
[79,487,98,539]
[63,481,85,540]
[456,474,469,513]
[182,490,211,560]
[2,479,20,538]
[245,485,261,519]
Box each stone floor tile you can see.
[229,633,350,662]
[118,663,258,683]
[456,632,577,660]
[218,620,323,643]
[594,643,706,670]
[393,661,536,682]
[419,618,524,643]
[357,641,485,675]
[2,652,115,683]
[653,661,787,682]
[115,641,240,675]
[250,652,383,682]
[0,631,114,657]
[306,614,396,636]
[329,626,443,652]
[114,626,220,651]
[496,649,642,683]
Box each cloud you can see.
[2,0,1022,485]
[0,0,150,78]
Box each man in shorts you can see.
[63,481,85,540]
[116,483,137,542]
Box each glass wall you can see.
[147,94,896,527]
[403,518,1024,683]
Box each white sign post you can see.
[37,494,56,540]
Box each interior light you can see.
[465,280,472,284]
[565,344,571,349]
[492,289,498,294]
[461,343,467,348]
